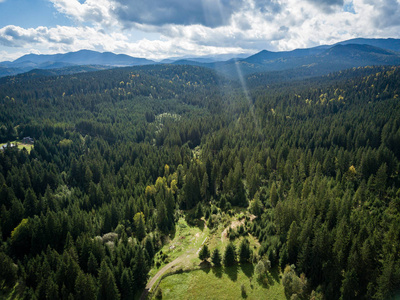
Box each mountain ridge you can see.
[1,38,400,78]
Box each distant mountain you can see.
[243,45,329,64]
[14,49,154,66]
[335,38,400,52]
[1,37,400,79]
[161,53,251,64]
[0,50,155,78]
[211,43,400,79]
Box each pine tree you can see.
[24,188,38,217]
[75,272,96,300]
[87,252,99,275]
[211,248,222,267]
[98,260,120,300]
[0,252,17,288]
[199,244,210,261]
[120,269,134,300]
[133,212,146,241]
[201,172,209,201]
[270,183,278,207]
[223,242,237,267]
[238,238,251,263]
[132,246,149,289]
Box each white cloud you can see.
[1,0,400,61]
[0,24,246,60]
[49,0,116,27]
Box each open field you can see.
[146,213,286,300]
[159,265,286,300]
[0,141,34,153]
[148,217,209,279]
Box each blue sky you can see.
[0,0,400,61]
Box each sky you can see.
[0,0,400,61]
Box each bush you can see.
[282,265,307,298]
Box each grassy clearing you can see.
[0,141,34,153]
[148,211,271,299]
[159,265,286,300]
[149,218,209,277]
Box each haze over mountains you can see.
[0,38,400,78]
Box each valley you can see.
[0,62,399,300]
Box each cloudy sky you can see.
[0,0,400,61]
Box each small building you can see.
[0,143,16,151]
[22,137,34,144]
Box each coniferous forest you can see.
[1,64,400,299]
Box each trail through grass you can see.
[159,265,286,300]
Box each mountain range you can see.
[0,38,400,78]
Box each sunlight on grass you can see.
[0,141,34,153]
[149,217,209,277]
[159,265,285,300]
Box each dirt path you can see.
[221,214,256,242]
[140,246,200,300]
[141,220,208,299]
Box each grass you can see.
[149,211,272,300]
[159,264,286,300]
[0,141,34,153]
[149,217,209,277]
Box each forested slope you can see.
[0,65,399,299]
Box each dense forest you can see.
[0,64,400,299]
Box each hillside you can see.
[0,50,155,78]
[1,38,400,79]
[0,64,400,299]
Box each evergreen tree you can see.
[132,246,149,289]
[87,252,99,275]
[0,252,17,289]
[199,244,210,262]
[98,260,120,300]
[24,188,38,217]
[120,269,134,300]
[223,242,237,267]
[238,238,251,263]
[75,272,96,300]
[270,183,278,207]
[211,248,222,267]
[133,212,146,241]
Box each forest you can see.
[0,64,400,299]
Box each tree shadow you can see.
[225,264,238,282]
[212,266,223,278]
[240,263,254,279]
[168,225,177,241]
[256,276,269,289]
[269,266,281,283]
[196,219,205,231]
[184,214,205,231]
[200,261,211,274]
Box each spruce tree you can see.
[211,248,222,267]
[199,244,210,261]
[223,242,237,267]
[98,260,120,300]
[238,238,251,263]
